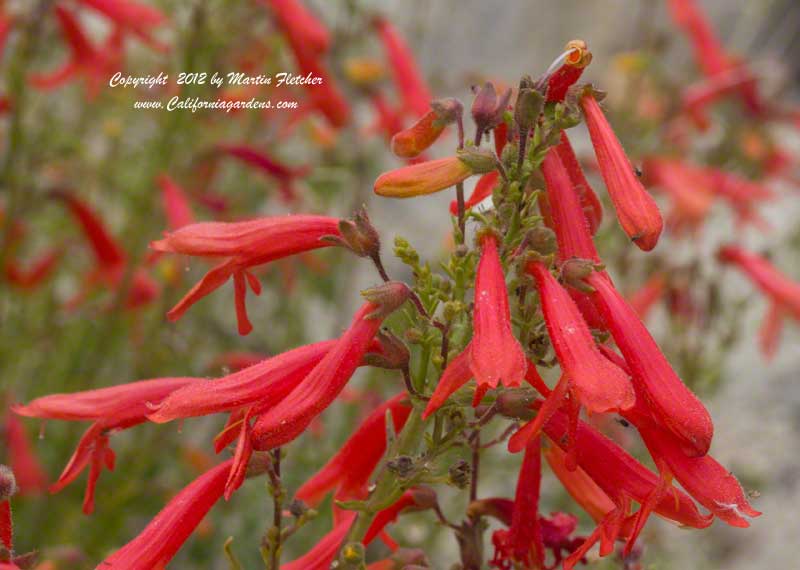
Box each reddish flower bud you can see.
[469,233,527,389]
[391,98,462,158]
[472,82,512,143]
[579,91,663,251]
[374,156,475,198]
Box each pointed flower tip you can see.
[579,92,663,252]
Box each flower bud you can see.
[361,281,412,319]
[332,206,381,259]
[514,88,545,133]
[374,157,474,198]
[472,82,512,143]
[391,98,462,158]
[448,459,471,489]
[363,329,410,370]
[387,455,415,478]
[560,258,600,293]
[409,486,438,510]
[527,226,558,257]
[340,542,365,564]
[456,147,497,174]
[496,388,537,419]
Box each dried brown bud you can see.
[327,206,381,259]
[448,460,471,489]
[363,329,410,370]
[387,455,415,478]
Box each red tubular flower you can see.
[374,156,477,198]
[4,248,60,290]
[681,67,762,129]
[555,132,603,235]
[667,0,766,116]
[29,6,108,97]
[363,487,437,545]
[0,466,14,552]
[282,512,357,570]
[3,412,47,495]
[526,261,634,415]
[78,0,168,52]
[545,39,592,103]
[262,2,349,128]
[539,147,605,329]
[54,191,159,310]
[627,273,666,320]
[718,244,800,358]
[251,285,410,451]
[637,422,760,528]
[601,347,761,530]
[585,272,714,456]
[469,234,527,389]
[544,444,618,525]
[641,156,714,233]
[540,409,712,569]
[369,91,406,141]
[150,214,341,334]
[373,17,432,119]
[148,340,336,423]
[217,144,310,202]
[97,460,232,569]
[259,0,330,55]
[157,174,195,230]
[580,91,663,251]
[449,171,500,215]
[13,377,200,513]
[422,344,472,418]
[506,438,545,569]
[296,392,412,506]
[540,148,600,263]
